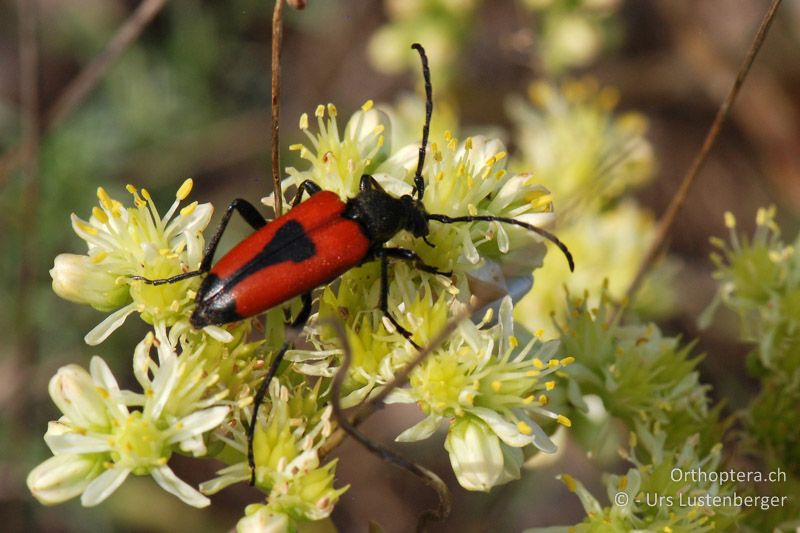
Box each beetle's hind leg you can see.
[247,291,312,486]
[131,198,268,285]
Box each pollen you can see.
[724,211,736,229]
[299,113,309,130]
[561,473,577,492]
[534,329,545,339]
[539,394,548,405]
[91,251,108,264]
[517,421,533,435]
[315,104,325,118]
[485,156,497,167]
[464,137,473,150]
[289,143,303,151]
[494,151,507,162]
[97,187,115,209]
[560,356,575,366]
[545,380,556,391]
[509,335,518,348]
[495,169,507,179]
[556,415,572,427]
[443,130,453,142]
[76,220,98,236]
[92,207,109,224]
[373,124,385,135]
[522,395,534,405]
[176,178,193,200]
[327,103,337,117]
[526,370,540,377]
[532,358,545,369]
[361,99,374,111]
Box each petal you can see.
[150,465,210,508]
[237,506,291,533]
[84,303,137,345]
[200,463,250,495]
[202,325,234,343]
[445,418,503,492]
[45,432,112,455]
[470,407,533,447]
[89,356,129,422]
[81,466,130,506]
[27,453,103,505]
[395,415,442,442]
[48,364,111,430]
[168,406,230,444]
[146,352,179,420]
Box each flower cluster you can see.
[703,208,800,529]
[506,79,674,336]
[528,288,738,531]
[34,97,573,528]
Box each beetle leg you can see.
[377,250,421,349]
[131,198,268,285]
[247,340,289,486]
[247,291,311,486]
[290,180,322,208]
[379,247,452,277]
[359,174,384,192]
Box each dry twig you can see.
[623,0,784,306]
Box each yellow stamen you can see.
[289,143,304,151]
[495,169,507,179]
[491,381,502,392]
[532,358,545,369]
[539,394,548,405]
[76,220,98,235]
[560,356,575,366]
[361,100,374,111]
[548,359,559,368]
[509,335,518,348]
[176,178,193,200]
[517,421,533,435]
[526,370,540,377]
[443,130,452,142]
[522,395,534,405]
[299,113,309,130]
[545,381,556,391]
[180,201,198,217]
[724,211,736,229]
[91,251,108,264]
[556,415,572,427]
[534,329,545,339]
[92,207,108,224]
[561,474,577,492]
[327,103,337,117]
[464,137,472,150]
[97,187,114,209]
[315,104,325,118]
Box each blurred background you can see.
[1,0,799,531]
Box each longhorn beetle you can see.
[133,44,574,484]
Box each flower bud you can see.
[50,254,130,311]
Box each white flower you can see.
[28,351,229,508]
[50,180,213,345]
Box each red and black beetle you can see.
[134,43,574,483]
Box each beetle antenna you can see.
[427,213,575,272]
[411,43,432,202]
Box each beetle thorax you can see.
[344,190,429,245]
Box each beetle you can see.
[133,43,574,483]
